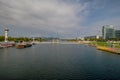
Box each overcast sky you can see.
[0,0,120,38]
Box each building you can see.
[115,30,120,39]
[84,35,101,40]
[102,25,115,40]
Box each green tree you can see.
[0,36,4,41]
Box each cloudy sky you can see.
[0,0,120,38]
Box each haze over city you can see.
[0,0,120,38]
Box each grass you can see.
[91,41,120,48]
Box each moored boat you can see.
[0,42,15,48]
[24,44,32,48]
[16,44,26,49]
[16,43,32,49]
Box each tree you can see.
[0,36,4,41]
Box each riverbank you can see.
[97,46,120,54]
[90,41,120,54]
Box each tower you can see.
[4,28,9,42]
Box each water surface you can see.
[0,43,120,80]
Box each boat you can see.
[16,44,26,49]
[0,42,15,48]
[24,44,32,48]
[16,43,32,49]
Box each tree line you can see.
[0,36,43,42]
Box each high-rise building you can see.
[115,30,120,39]
[102,25,115,39]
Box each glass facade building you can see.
[115,30,120,39]
[102,25,115,39]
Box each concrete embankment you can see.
[97,46,120,54]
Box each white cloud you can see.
[83,17,120,37]
[0,0,120,38]
[0,0,88,37]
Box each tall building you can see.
[115,30,120,39]
[102,25,115,39]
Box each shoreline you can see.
[97,46,120,54]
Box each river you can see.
[0,43,120,80]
